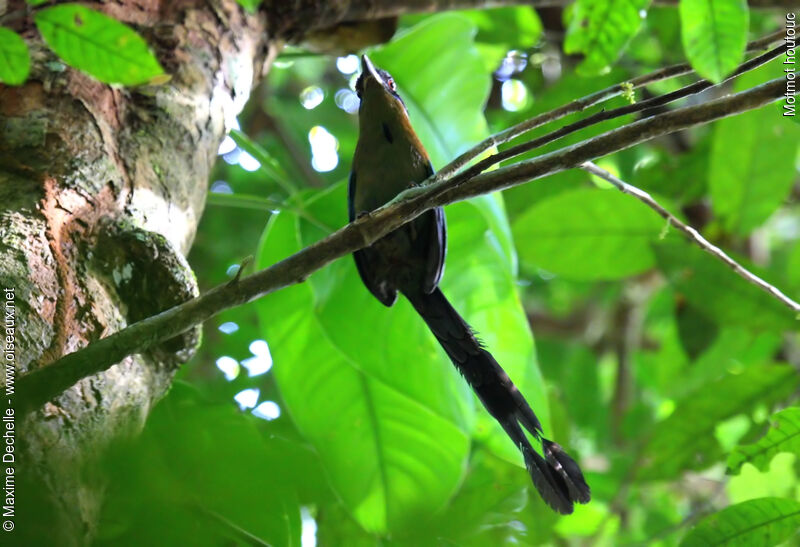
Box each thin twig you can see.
[580,161,800,315]
[16,77,786,416]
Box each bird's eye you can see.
[386,78,396,91]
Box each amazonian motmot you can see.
[349,55,591,514]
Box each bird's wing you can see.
[348,170,398,307]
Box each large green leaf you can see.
[564,0,651,76]
[680,497,800,546]
[256,179,547,533]
[728,408,800,475]
[512,188,668,280]
[654,240,798,331]
[369,14,490,168]
[638,365,799,480]
[709,103,800,236]
[679,0,748,83]
[35,4,164,85]
[0,28,30,85]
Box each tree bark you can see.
[1,0,273,543]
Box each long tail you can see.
[406,287,591,514]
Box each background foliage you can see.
[13,2,794,545]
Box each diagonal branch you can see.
[580,162,800,314]
[18,77,786,416]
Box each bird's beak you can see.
[360,54,385,88]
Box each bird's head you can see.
[355,55,407,121]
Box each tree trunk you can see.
[1,1,276,543]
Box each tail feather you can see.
[543,439,592,504]
[523,442,574,514]
[499,412,577,514]
[405,288,590,514]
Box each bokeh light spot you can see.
[238,151,261,172]
[308,126,339,172]
[501,79,530,112]
[336,55,360,75]
[253,400,281,421]
[210,180,233,194]
[300,86,324,110]
[335,88,360,114]
[218,321,239,334]
[234,388,260,410]
[215,356,239,381]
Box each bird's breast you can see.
[352,122,431,214]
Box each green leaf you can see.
[564,0,651,76]
[638,365,799,480]
[654,240,798,331]
[709,105,800,236]
[370,14,490,167]
[679,0,748,83]
[680,497,800,546]
[728,408,800,475]
[512,188,668,280]
[0,28,30,85]
[35,4,164,85]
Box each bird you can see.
[349,55,591,514]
